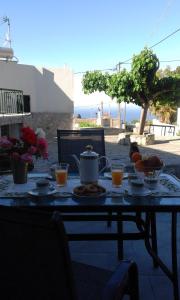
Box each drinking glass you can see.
[111,158,124,187]
[55,163,69,186]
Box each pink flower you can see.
[37,138,48,159]
[11,152,21,160]
[0,127,48,164]
[21,153,33,163]
[21,127,37,145]
[0,137,13,149]
[42,151,48,159]
[28,146,37,155]
[8,137,18,145]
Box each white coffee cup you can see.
[36,179,50,194]
[130,179,144,194]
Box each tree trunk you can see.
[138,104,149,135]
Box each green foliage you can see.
[150,66,180,123]
[150,102,177,124]
[131,47,159,96]
[82,71,109,94]
[106,70,134,103]
[145,120,153,126]
[157,66,172,78]
[152,76,180,106]
[82,47,162,108]
[82,47,180,134]
[78,121,101,128]
[131,119,139,124]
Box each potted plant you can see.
[0,127,48,183]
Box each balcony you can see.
[0,89,31,129]
[0,88,31,115]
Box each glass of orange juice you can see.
[55,163,69,186]
[111,159,124,187]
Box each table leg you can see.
[117,212,123,260]
[172,212,179,300]
[150,212,158,268]
[144,212,179,300]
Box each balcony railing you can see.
[0,88,30,115]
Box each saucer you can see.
[126,187,151,196]
[28,186,57,197]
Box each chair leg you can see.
[117,212,123,260]
[128,262,140,300]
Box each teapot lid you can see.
[80,145,98,158]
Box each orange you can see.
[135,160,145,172]
[131,152,142,163]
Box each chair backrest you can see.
[57,129,106,173]
[0,207,78,300]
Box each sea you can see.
[74,104,155,124]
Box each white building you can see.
[0,60,74,138]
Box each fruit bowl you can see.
[134,155,164,186]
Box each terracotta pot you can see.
[11,160,28,184]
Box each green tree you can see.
[82,47,180,134]
[150,103,177,123]
[150,66,180,123]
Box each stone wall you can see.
[25,112,73,139]
[117,132,155,146]
[0,114,31,126]
[0,114,32,137]
[130,133,155,145]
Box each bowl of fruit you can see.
[131,152,164,189]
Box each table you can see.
[0,173,180,300]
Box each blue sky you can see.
[0,0,180,72]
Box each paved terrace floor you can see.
[35,135,180,299]
[35,135,180,174]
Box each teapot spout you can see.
[72,154,80,172]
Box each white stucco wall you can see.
[177,108,180,126]
[0,61,74,113]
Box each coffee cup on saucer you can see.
[144,177,158,190]
[36,179,50,195]
[130,179,144,194]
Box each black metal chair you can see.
[0,207,139,300]
[0,153,11,174]
[57,129,106,173]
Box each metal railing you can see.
[0,88,30,114]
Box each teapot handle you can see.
[98,156,110,174]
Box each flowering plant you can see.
[0,127,48,164]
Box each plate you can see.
[72,192,106,200]
[104,172,128,179]
[125,188,152,197]
[28,187,57,197]
[28,173,53,180]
